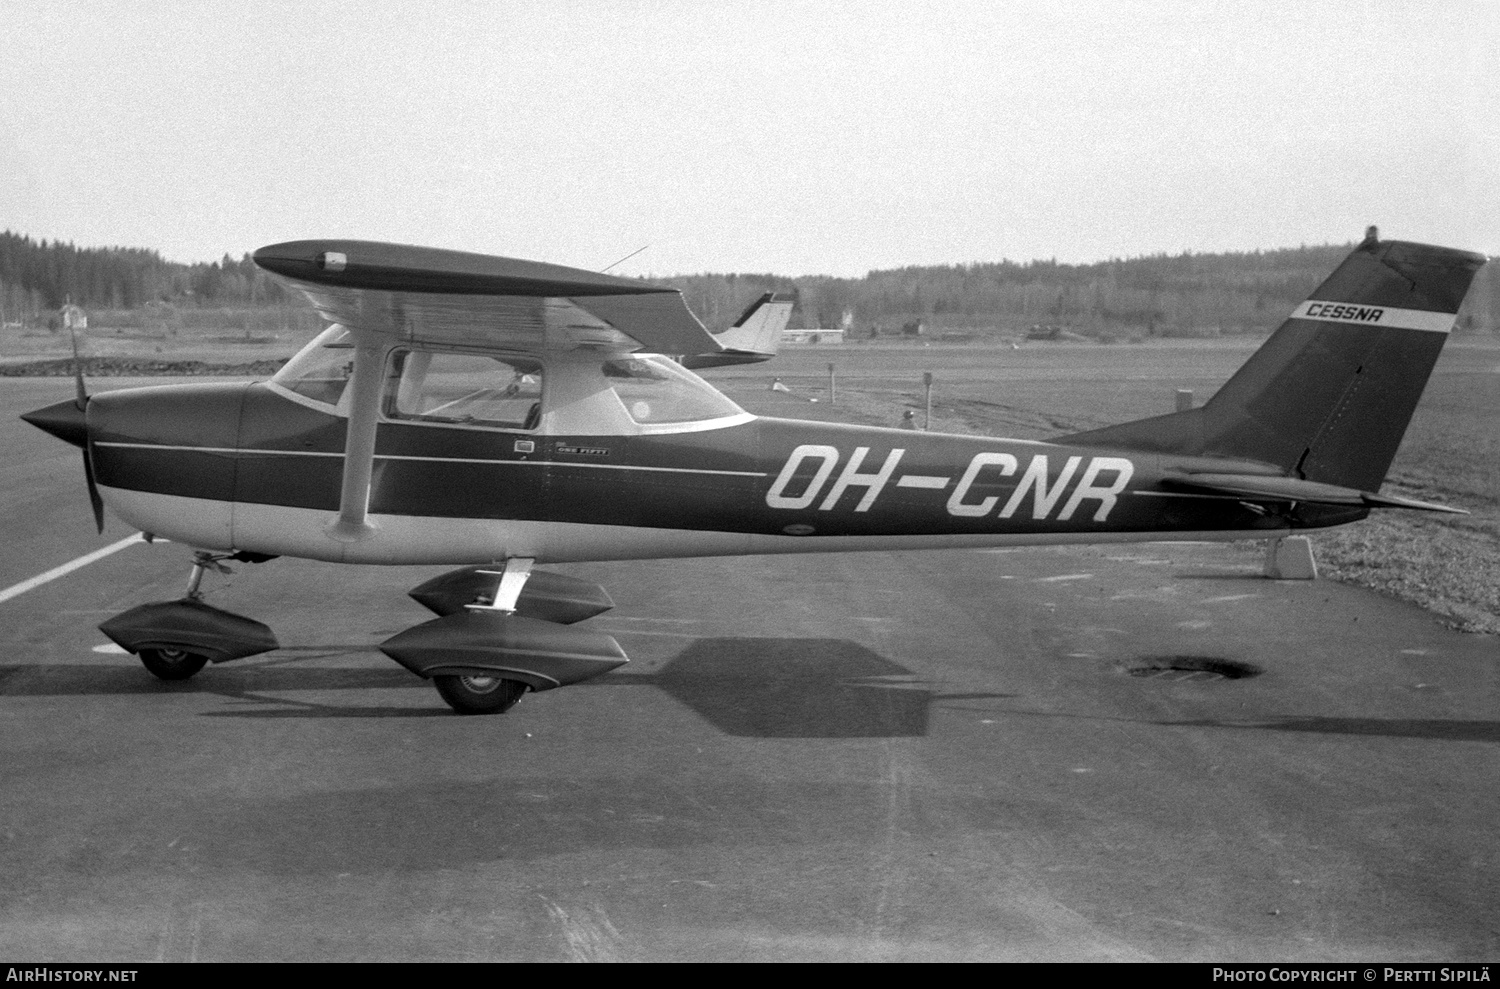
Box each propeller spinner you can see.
[18,328,105,533]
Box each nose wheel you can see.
[99,549,281,682]
[138,647,209,681]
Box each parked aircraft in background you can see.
[21,228,1487,714]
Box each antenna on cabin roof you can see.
[601,244,651,273]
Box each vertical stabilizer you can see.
[1062,232,1487,491]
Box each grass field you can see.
[0,321,319,368]
[714,339,1500,634]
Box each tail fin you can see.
[680,292,795,369]
[1062,231,1487,491]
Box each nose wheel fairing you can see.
[98,599,279,668]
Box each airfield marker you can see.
[0,532,145,606]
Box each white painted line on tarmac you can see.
[0,533,145,606]
[92,642,130,654]
[1035,573,1094,583]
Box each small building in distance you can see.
[783,326,845,345]
[784,307,851,345]
[60,304,88,330]
[1026,323,1087,342]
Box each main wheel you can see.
[139,647,209,681]
[433,674,527,715]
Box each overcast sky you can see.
[2,1,1496,276]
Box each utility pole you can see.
[923,372,933,430]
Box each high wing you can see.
[253,239,723,356]
[253,239,730,539]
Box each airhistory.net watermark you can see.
[6,970,138,983]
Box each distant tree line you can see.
[663,243,1498,338]
[0,231,293,326]
[2,230,1494,338]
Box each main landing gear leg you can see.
[429,558,536,715]
[98,550,280,682]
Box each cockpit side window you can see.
[385,350,543,430]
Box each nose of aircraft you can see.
[21,397,89,448]
[20,395,104,532]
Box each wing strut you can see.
[326,336,386,541]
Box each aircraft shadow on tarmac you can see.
[8,644,1495,744]
[0,637,1016,737]
[590,636,1006,738]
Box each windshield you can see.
[601,355,745,424]
[270,325,354,407]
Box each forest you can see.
[2,230,1495,340]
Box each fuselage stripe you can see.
[93,442,768,477]
[1127,490,1249,501]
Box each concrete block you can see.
[1264,536,1318,580]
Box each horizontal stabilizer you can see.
[1359,491,1469,514]
[1164,473,1467,514]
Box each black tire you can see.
[433,674,527,715]
[139,647,209,681]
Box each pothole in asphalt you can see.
[1125,656,1262,682]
